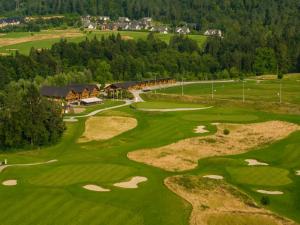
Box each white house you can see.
[176,26,191,35]
[204,29,222,37]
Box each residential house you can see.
[118,17,130,22]
[204,29,222,37]
[0,17,21,28]
[99,16,110,22]
[150,26,169,34]
[176,26,191,35]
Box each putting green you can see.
[227,167,292,186]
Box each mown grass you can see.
[132,101,206,109]
[0,29,207,55]
[0,93,300,224]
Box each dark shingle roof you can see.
[40,84,99,98]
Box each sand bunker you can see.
[113,176,147,189]
[203,175,224,180]
[194,125,209,134]
[245,159,269,166]
[296,171,300,176]
[211,122,220,126]
[128,121,299,171]
[78,116,137,143]
[165,175,295,225]
[83,184,110,192]
[257,190,284,195]
[2,180,17,186]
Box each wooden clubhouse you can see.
[41,84,100,104]
[105,78,176,93]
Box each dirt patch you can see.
[257,190,284,195]
[72,107,86,114]
[78,116,137,143]
[128,121,299,171]
[121,35,134,40]
[165,175,295,225]
[0,32,83,47]
[113,176,147,189]
[203,175,224,180]
[194,125,209,134]
[2,180,17,186]
[246,159,269,166]
[83,184,110,192]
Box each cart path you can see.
[0,159,58,173]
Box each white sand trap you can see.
[194,125,209,134]
[257,190,283,195]
[245,159,269,166]
[211,122,220,126]
[83,184,110,192]
[296,170,300,176]
[203,175,224,180]
[2,180,17,186]
[113,176,148,189]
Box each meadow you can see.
[0,79,300,224]
[0,29,207,55]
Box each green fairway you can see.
[227,167,292,186]
[0,29,207,55]
[132,101,206,109]
[1,94,300,224]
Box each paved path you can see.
[0,159,58,173]
[64,100,133,121]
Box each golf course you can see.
[0,75,300,225]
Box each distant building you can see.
[150,26,169,34]
[0,17,21,28]
[99,16,110,22]
[176,26,191,35]
[204,29,222,37]
[118,17,130,22]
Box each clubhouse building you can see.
[41,84,101,105]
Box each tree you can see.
[254,47,277,75]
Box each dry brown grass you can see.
[78,116,137,143]
[72,107,86,114]
[0,31,83,47]
[128,121,299,171]
[165,175,297,225]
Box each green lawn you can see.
[0,95,300,224]
[132,101,206,109]
[157,79,300,105]
[0,29,207,55]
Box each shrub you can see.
[223,129,230,135]
[260,196,270,205]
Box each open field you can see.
[156,76,300,105]
[0,86,300,224]
[0,29,207,55]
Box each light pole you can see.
[211,79,214,100]
[181,77,184,96]
[242,80,245,103]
